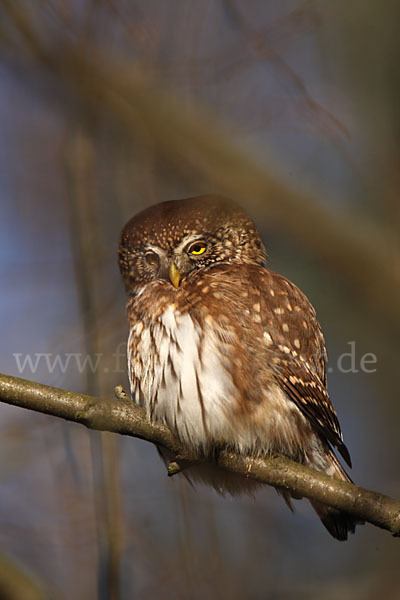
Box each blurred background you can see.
[0,1,399,598]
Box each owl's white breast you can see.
[128,304,236,450]
[128,302,319,462]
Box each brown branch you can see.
[0,372,399,538]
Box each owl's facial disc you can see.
[118,195,267,294]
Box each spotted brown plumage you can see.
[119,195,360,540]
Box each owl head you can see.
[118,195,266,292]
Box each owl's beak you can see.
[169,262,182,288]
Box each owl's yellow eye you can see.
[189,242,207,256]
[145,252,159,266]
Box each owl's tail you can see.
[309,450,363,541]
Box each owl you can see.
[118,195,359,540]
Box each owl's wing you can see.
[255,268,351,467]
[278,357,351,467]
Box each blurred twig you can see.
[0,551,55,600]
[223,0,349,138]
[1,372,400,539]
[64,128,121,600]
[1,0,399,328]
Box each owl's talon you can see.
[114,385,129,401]
[167,458,196,476]
[167,461,182,476]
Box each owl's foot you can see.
[114,385,129,401]
[167,457,198,477]
[167,461,183,476]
